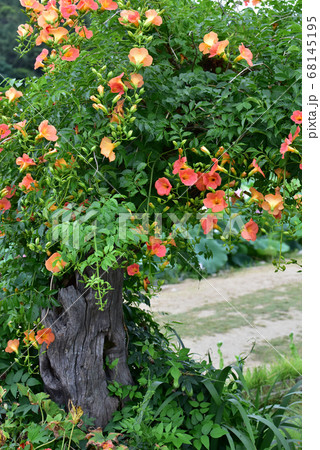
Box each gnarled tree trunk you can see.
[39,267,133,428]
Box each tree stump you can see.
[39,267,133,428]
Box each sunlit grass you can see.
[155,282,302,339]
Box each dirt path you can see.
[149,262,302,368]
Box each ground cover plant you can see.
[0,0,302,448]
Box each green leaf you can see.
[200,435,210,449]
[249,414,291,450]
[201,422,213,435]
[202,379,221,405]
[26,378,40,387]
[17,383,29,397]
[224,425,256,450]
[210,424,227,438]
[228,398,255,443]
[170,366,181,388]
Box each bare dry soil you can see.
[148,262,302,368]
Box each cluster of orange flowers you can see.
[249,186,285,218]
[154,145,269,242]
[198,31,254,66]
[280,110,302,163]
[244,0,261,7]
[18,1,162,73]
[126,229,176,291]
[0,92,62,221]
[5,328,55,354]
[126,263,150,292]
[18,0,100,70]
[87,8,160,163]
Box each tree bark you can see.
[39,267,133,428]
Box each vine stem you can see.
[146,160,156,218]
[278,164,287,269]
[67,423,75,450]
[60,431,66,450]
[34,437,57,450]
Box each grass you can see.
[243,340,302,447]
[250,334,302,362]
[245,355,302,391]
[156,282,302,339]
[243,334,302,446]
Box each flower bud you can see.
[97,85,104,96]
[90,95,99,103]
[200,146,210,155]
[215,146,225,157]
[112,94,122,103]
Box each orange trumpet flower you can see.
[203,170,222,190]
[179,168,197,186]
[77,0,99,11]
[172,156,187,174]
[16,153,36,171]
[155,177,172,196]
[291,110,302,124]
[145,9,162,26]
[199,31,218,55]
[23,330,38,348]
[203,190,228,212]
[128,48,153,67]
[19,173,38,191]
[249,187,264,204]
[248,159,265,178]
[5,339,20,354]
[36,120,58,141]
[209,40,229,58]
[17,23,33,37]
[100,137,116,162]
[45,252,67,273]
[119,10,140,27]
[5,87,23,103]
[200,214,218,234]
[127,263,140,276]
[36,328,55,347]
[34,48,49,70]
[108,73,125,95]
[261,189,284,216]
[241,218,258,241]
[0,124,11,140]
[13,120,27,138]
[60,45,80,61]
[125,73,144,89]
[99,0,118,11]
[234,43,253,66]
[195,172,206,191]
[146,236,166,257]
[0,197,11,213]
